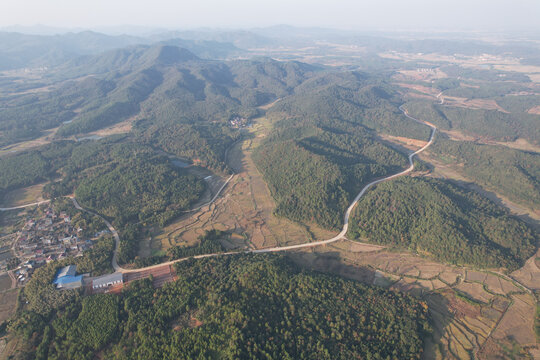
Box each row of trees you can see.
[404,100,540,145]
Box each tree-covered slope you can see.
[253,121,409,229]
[403,100,540,145]
[348,177,537,270]
[13,255,430,360]
[269,72,431,140]
[428,137,540,211]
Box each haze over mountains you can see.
[0,22,539,360]
[2,25,540,71]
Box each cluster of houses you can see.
[229,116,249,128]
[12,207,108,284]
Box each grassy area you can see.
[0,182,46,208]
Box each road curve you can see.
[2,105,436,274]
[119,104,437,271]
[70,197,122,272]
[254,105,437,253]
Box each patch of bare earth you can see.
[527,106,540,114]
[379,134,427,151]
[0,289,18,323]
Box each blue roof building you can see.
[53,265,83,289]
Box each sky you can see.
[2,0,540,33]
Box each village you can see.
[1,203,110,286]
[229,115,249,128]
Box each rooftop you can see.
[92,272,123,288]
[55,264,76,279]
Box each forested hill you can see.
[348,177,538,271]
[268,72,431,140]
[0,45,318,171]
[253,122,409,229]
[11,255,430,359]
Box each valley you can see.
[0,27,538,360]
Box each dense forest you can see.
[428,137,540,210]
[348,177,537,270]
[44,139,206,263]
[269,72,431,140]
[8,255,430,359]
[403,100,540,145]
[254,119,409,229]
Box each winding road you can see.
[1,105,437,273]
[100,104,437,272]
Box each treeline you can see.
[34,138,206,263]
[57,68,163,136]
[254,120,408,229]
[404,100,540,145]
[428,137,540,210]
[0,141,75,202]
[8,255,430,359]
[133,229,226,268]
[0,77,116,147]
[348,177,537,270]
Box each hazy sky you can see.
[2,0,539,32]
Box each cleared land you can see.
[0,288,18,323]
[0,182,46,208]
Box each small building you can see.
[92,272,123,289]
[53,265,83,289]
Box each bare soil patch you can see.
[527,105,540,114]
[379,134,427,150]
[0,274,11,292]
[492,294,537,346]
[0,289,18,323]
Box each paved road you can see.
[116,104,437,271]
[70,197,122,272]
[0,200,51,211]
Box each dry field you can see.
[436,128,540,153]
[528,105,540,115]
[79,115,136,138]
[147,113,336,255]
[379,133,427,151]
[288,239,539,359]
[441,96,508,112]
[0,274,11,292]
[0,182,46,208]
[0,126,59,157]
[0,289,18,323]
